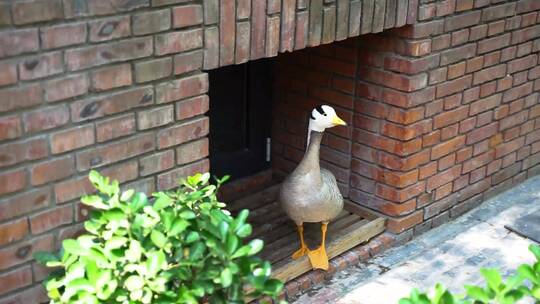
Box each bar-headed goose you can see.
[279,105,347,270]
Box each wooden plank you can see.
[344,200,378,220]
[230,184,280,212]
[271,217,386,282]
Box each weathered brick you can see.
[0,115,22,142]
[31,156,75,185]
[45,73,89,103]
[155,29,203,56]
[466,122,498,144]
[481,2,515,22]
[0,234,53,271]
[477,33,510,54]
[440,43,476,66]
[156,73,208,104]
[65,37,153,71]
[139,149,175,176]
[133,9,171,35]
[0,218,28,247]
[76,133,155,171]
[96,114,136,143]
[40,22,87,49]
[89,16,130,42]
[503,82,533,103]
[173,4,203,28]
[138,105,174,130]
[236,21,251,64]
[173,51,203,75]
[387,210,423,233]
[0,267,32,296]
[51,124,95,154]
[12,0,62,25]
[469,94,502,115]
[64,0,149,17]
[175,95,209,120]
[71,86,153,122]
[135,57,172,83]
[512,25,540,45]
[431,135,465,159]
[30,205,73,234]
[0,188,50,221]
[444,10,480,32]
[18,51,64,81]
[157,117,209,149]
[91,64,132,92]
[176,138,209,165]
[436,75,472,98]
[0,3,11,26]
[266,15,281,57]
[0,29,38,58]
[0,137,48,168]
[507,54,537,75]
[23,105,70,134]
[473,64,506,85]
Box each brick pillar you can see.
[351,0,540,234]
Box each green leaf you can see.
[63,239,88,256]
[130,192,148,213]
[236,224,252,238]
[465,285,490,302]
[146,250,166,277]
[226,235,239,254]
[180,210,196,219]
[150,230,167,248]
[220,268,232,288]
[120,189,134,202]
[103,208,126,222]
[125,275,145,291]
[105,236,128,250]
[169,219,189,236]
[530,244,540,261]
[248,239,264,256]
[153,193,172,211]
[480,268,502,291]
[185,231,200,243]
[532,286,540,299]
[33,251,59,265]
[518,264,539,284]
[218,221,229,240]
[81,195,109,210]
[126,240,143,262]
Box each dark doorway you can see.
[208,58,274,180]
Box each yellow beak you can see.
[332,115,347,126]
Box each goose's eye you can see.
[323,113,327,116]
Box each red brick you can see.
[18,51,63,81]
[384,54,440,75]
[481,2,515,22]
[45,73,89,103]
[0,61,18,87]
[173,5,203,28]
[432,34,451,51]
[469,24,488,41]
[157,117,209,149]
[30,205,73,234]
[175,95,209,120]
[174,50,203,75]
[0,218,28,247]
[139,150,175,176]
[12,0,62,25]
[466,122,499,145]
[76,133,155,171]
[507,54,537,75]
[96,113,136,142]
[387,107,425,124]
[176,138,209,165]
[455,0,473,11]
[23,105,69,134]
[0,234,53,271]
[469,94,502,115]
[89,16,131,42]
[133,9,171,35]
[91,64,132,92]
[517,0,540,13]
[436,75,472,98]
[503,82,533,103]
[156,73,208,104]
[40,22,86,49]
[0,267,32,296]
[0,29,39,58]
[444,11,481,32]
[0,83,42,113]
[135,57,172,83]
[0,115,22,141]
[31,156,75,186]
[478,33,511,54]
[138,105,174,130]
[65,37,152,71]
[511,25,540,45]
[447,62,466,79]
[434,106,469,129]
[431,135,466,159]
[71,86,153,122]
[427,165,462,191]
[473,64,506,85]
[0,188,50,221]
[487,20,505,36]
[451,29,469,46]
[51,124,95,154]
[387,210,423,233]
[495,136,525,158]
[155,29,203,56]
[500,110,528,131]
[376,181,425,203]
[0,285,48,304]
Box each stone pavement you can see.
[293,174,540,304]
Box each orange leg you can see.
[292,224,309,259]
[307,222,329,270]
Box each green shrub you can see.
[35,171,284,304]
[399,244,540,304]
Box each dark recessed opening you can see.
[208,58,274,181]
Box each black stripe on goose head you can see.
[315,105,327,116]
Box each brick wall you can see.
[274,0,540,239]
[0,0,418,301]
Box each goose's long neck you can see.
[296,130,323,177]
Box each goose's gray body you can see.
[279,131,343,225]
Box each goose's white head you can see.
[308,105,347,132]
